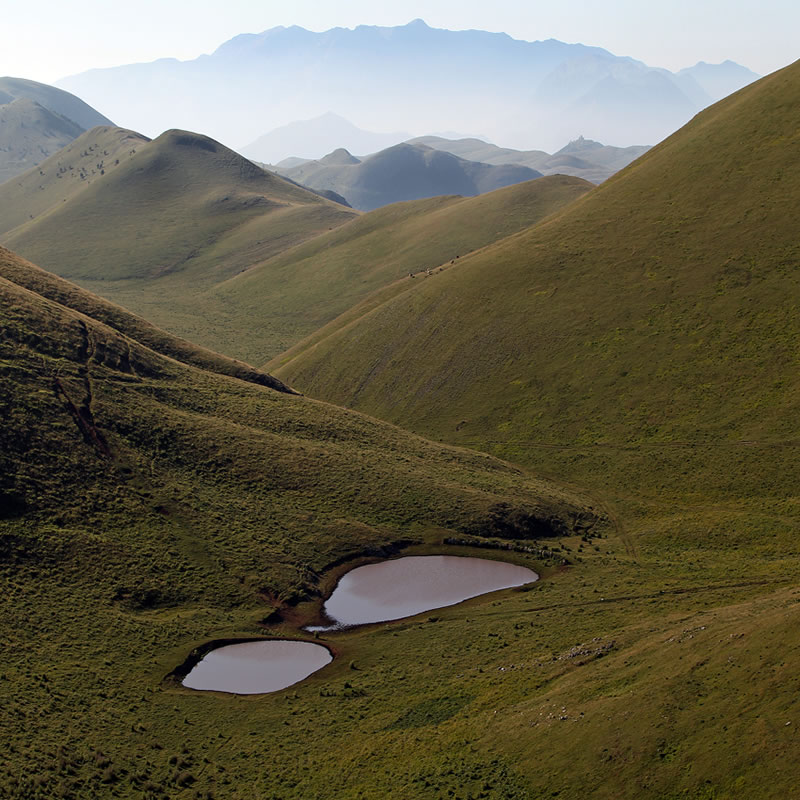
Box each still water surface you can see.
[182,640,332,694]
[320,554,537,627]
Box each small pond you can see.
[314,554,538,628]
[182,640,332,694]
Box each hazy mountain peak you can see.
[319,148,361,166]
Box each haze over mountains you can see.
[57,20,759,153]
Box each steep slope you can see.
[273,61,800,533]
[0,129,357,351]
[0,77,113,184]
[3,128,357,285]
[278,142,542,211]
[213,175,593,362]
[255,175,594,367]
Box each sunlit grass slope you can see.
[212,175,593,363]
[0,126,150,233]
[3,128,357,287]
[273,61,800,527]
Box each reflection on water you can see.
[182,640,332,694]
[318,555,537,628]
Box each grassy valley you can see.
[1,244,606,798]
[272,61,800,523]
[264,66,800,795]
[2,39,799,800]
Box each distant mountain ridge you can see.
[407,134,650,184]
[56,20,759,152]
[274,142,543,211]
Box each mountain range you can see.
[56,20,759,152]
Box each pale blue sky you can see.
[1,0,796,82]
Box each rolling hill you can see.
[211,175,594,361]
[276,142,543,211]
[1,128,357,285]
[0,77,113,184]
[272,60,800,550]
[0,127,591,364]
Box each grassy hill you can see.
[0,126,150,233]
[273,61,800,561]
[213,175,594,362]
[3,128,357,285]
[0,77,113,185]
[276,142,543,211]
[0,140,591,364]
[1,244,610,798]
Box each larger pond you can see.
[182,640,332,694]
[317,554,538,628]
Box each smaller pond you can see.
[313,554,537,628]
[182,640,332,694]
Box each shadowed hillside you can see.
[1,246,617,798]
[276,142,543,210]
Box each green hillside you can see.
[4,251,799,799]
[3,128,357,286]
[0,126,150,232]
[216,175,593,362]
[274,62,800,555]
[1,245,610,798]
[1,145,590,364]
